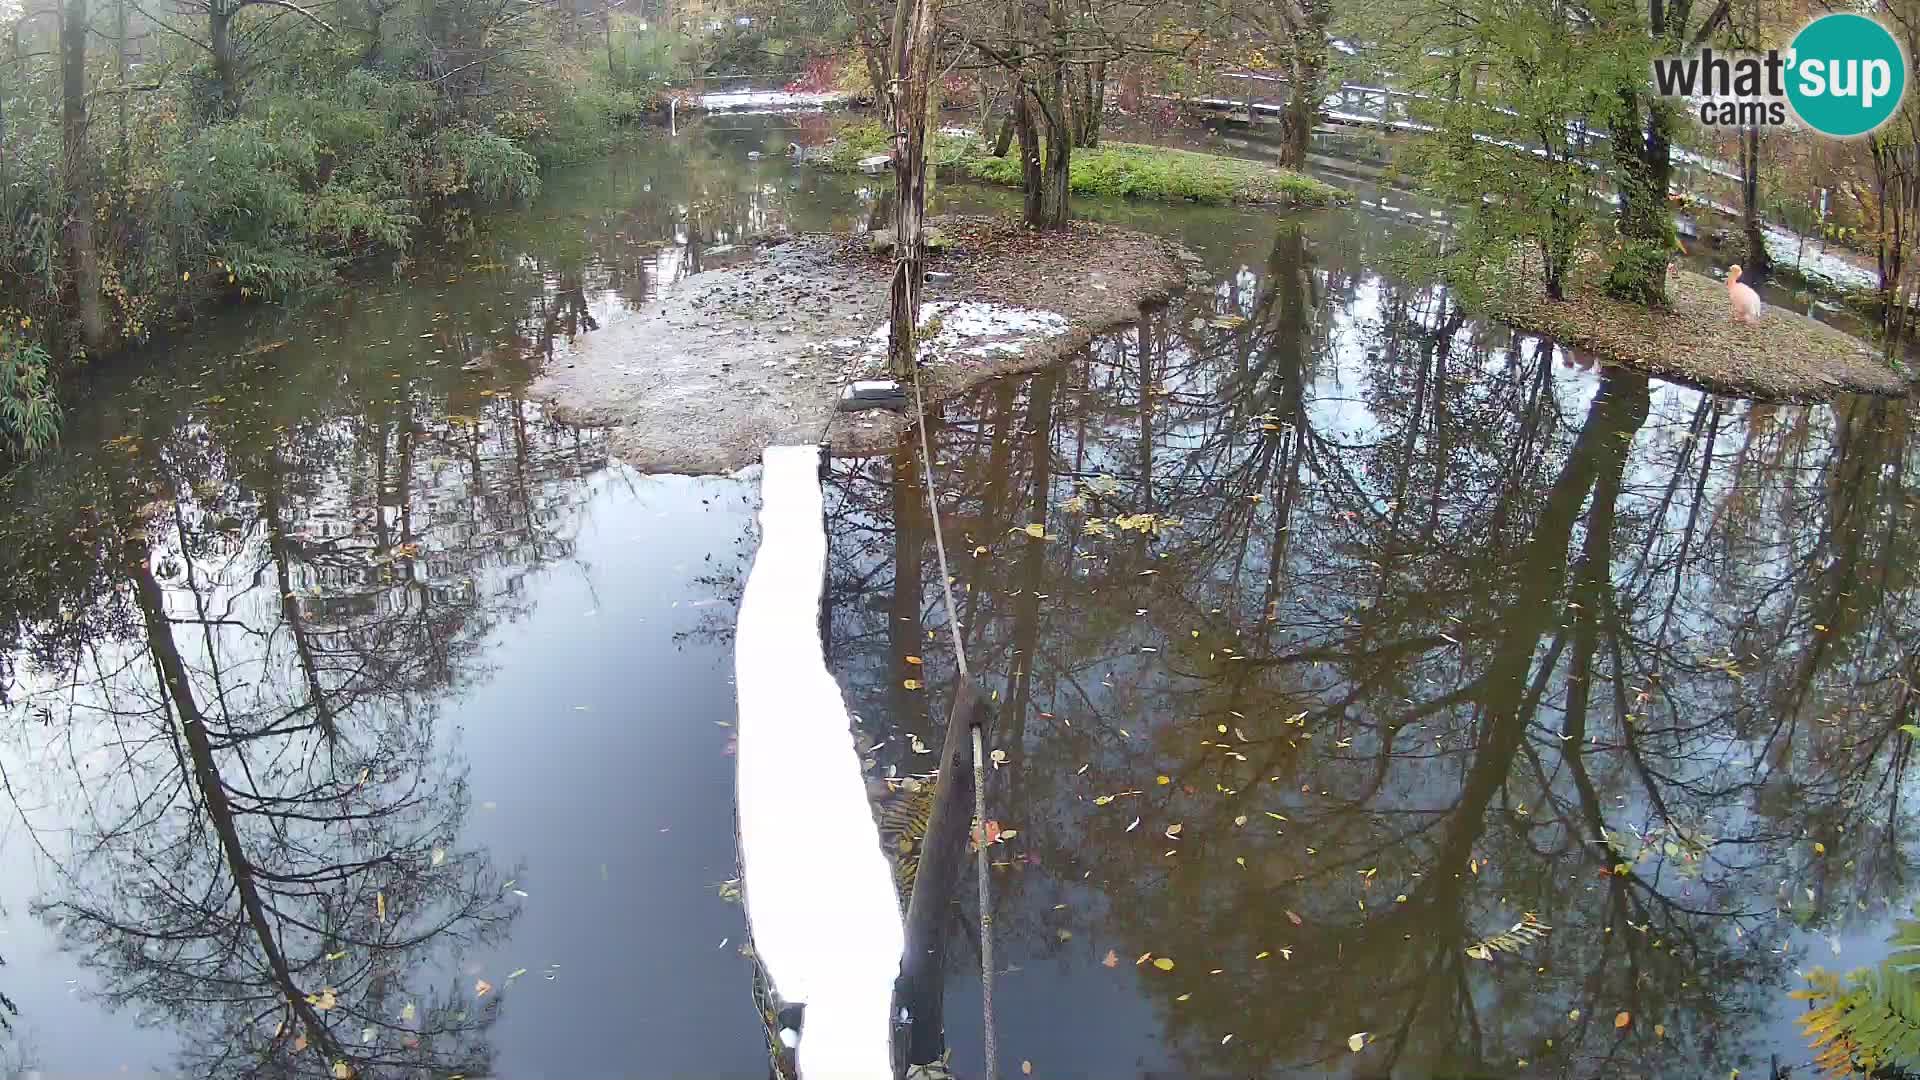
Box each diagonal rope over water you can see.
[904,355,997,1080]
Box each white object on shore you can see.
[698,89,848,113]
[735,445,902,1079]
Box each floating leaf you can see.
[431,848,446,867]
[1165,823,1183,838]
[1057,929,1072,942]
[1464,918,1552,959]
[377,892,386,922]
[905,655,924,665]
[1153,957,1175,971]
[903,679,923,690]
[1157,775,1171,786]
[333,1063,353,1080]
[306,987,339,1011]
[1102,949,1119,968]
[1654,1024,1665,1038]
[1094,795,1115,806]
[325,951,347,962]
[1614,1011,1630,1029]
[508,968,528,980]
[1901,724,1920,738]
[475,979,494,998]
[1286,910,1303,926]
[1348,1032,1368,1052]
[1814,841,1826,855]
[401,1003,416,1022]
[1022,1062,1032,1076]
[1569,1009,1581,1022]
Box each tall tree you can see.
[1603,0,1733,304]
[885,0,941,377]
[60,0,104,350]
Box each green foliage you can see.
[0,0,661,445]
[1394,0,1638,301]
[1795,910,1920,1077]
[0,331,62,459]
[821,123,1345,208]
[1601,239,1674,305]
[965,142,1345,207]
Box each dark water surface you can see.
[1,122,1914,1079]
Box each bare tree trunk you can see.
[1014,81,1042,223]
[62,0,105,352]
[209,2,238,115]
[885,0,940,379]
[114,0,128,172]
[1276,0,1328,169]
[1034,0,1070,229]
[1739,125,1771,276]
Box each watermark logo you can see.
[1651,13,1907,137]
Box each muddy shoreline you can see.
[532,216,1193,474]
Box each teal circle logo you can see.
[1786,14,1906,137]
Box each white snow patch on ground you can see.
[697,89,849,112]
[859,300,1071,362]
[734,446,902,1080]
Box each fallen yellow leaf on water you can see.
[1234,814,1247,827]
[306,987,338,1011]
[1348,1032,1367,1052]
[905,656,923,665]
[1654,1024,1666,1038]
[376,892,386,923]
[1255,950,1270,959]
[401,1002,416,1022]
[1286,910,1303,926]
[1152,957,1175,971]
[1157,775,1171,785]
[333,1062,353,1079]
[1569,1009,1580,1022]
[508,968,528,980]
[1022,1062,1032,1076]
[903,679,922,690]
[1615,1011,1631,1029]
[1814,841,1826,854]
[475,979,494,998]
[294,1034,309,1052]
[1102,949,1119,968]
[325,951,347,962]
[1094,795,1114,806]
[1021,524,1048,538]
[1165,823,1183,837]
[432,847,446,867]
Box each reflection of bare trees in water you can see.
[821,218,1920,1076]
[1,382,612,1077]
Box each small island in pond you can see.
[532,216,1192,474]
[1483,251,1907,401]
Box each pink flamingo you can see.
[1727,264,1764,325]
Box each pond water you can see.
[0,120,1914,1080]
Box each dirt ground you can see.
[531,216,1193,475]
[1490,260,1910,401]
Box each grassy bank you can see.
[820,122,1348,209]
[1484,250,1907,400]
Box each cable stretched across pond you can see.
[904,355,998,1080]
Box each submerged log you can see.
[893,677,990,1075]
